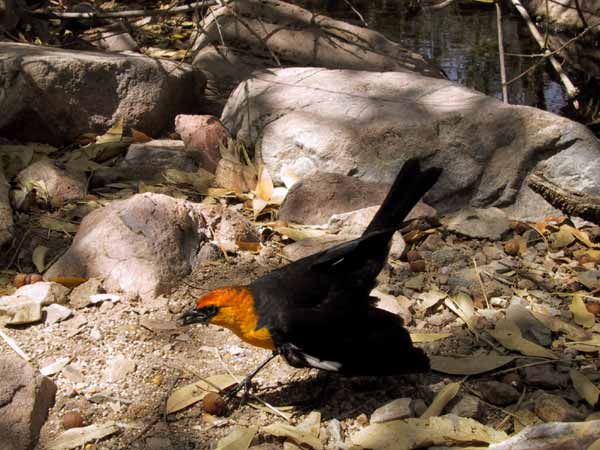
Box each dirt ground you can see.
[2,211,600,450]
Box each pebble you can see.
[63,411,85,429]
[106,355,136,382]
[478,381,520,406]
[521,364,569,389]
[534,393,585,422]
[355,413,369,426]
[449,394,483,419]
[44,303,73,324]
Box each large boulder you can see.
[44,193,258,299]
[221,67,600,221]
[0,43,206,145]
[0,355,57,450]
[191,0,443,112]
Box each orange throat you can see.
[198,287,275,350]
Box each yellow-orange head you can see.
[179,286,274,350]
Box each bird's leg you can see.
[224,352,278,401]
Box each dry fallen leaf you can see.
[550,225,576,250]
[565,334,600,352]
[531,306,592,341]
[489,319,559,359]
[430,354,516,375]
[255,165,274,202]
[273,226,327,241]
[262,422,323,450]
[32,245,49,273]
[39,216,79,234]
[351,415,507,450]
[214,426,258,450]
[166,374,237,414]
[421,382,461,419]
[417,289,448,310]
[588,438,600,450]
[571,295,596,329]
[410,333,452,343]
[570,369,600,407]
[131,128,152,143]
[45,422,119,450]
[445,293,478,336]
[96,117,124,144]
[563,225,600,249]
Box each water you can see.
[292,0,570,115]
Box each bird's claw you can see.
[223,378,253,404]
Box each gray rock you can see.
[506,304,552,347]
[429,247,463,266]
[442,208,511,240]
[44,303,72,324]
[370,398,415,423]
[449,394,483,419]
[106,355,136,382]
[0,167,13,246]
[478,381,520,406]
[279,173,388,225]
[0,295,43,325]
[282,236,348,262]
[91,140,199,187]
[0,355,57,450]
[191,0,442,111]
[14,282,69,306]
[45,194,257,299]
[16,158,87,209]
[69,278,104,309]
[521,365,569,389]
[0,42,205,145]
[534,393,585,422]
[222,67,600,221]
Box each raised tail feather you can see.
[364,158,442,236]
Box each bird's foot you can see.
[223,376,254,405]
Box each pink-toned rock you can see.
[44,193,258,299]
[175,115,231,172]
[0,355,57,450]
[16,158,86,209]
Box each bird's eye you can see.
[204,305,219,315]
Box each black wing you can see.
[272,305,429,376]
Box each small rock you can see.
[106,355,136,382]
[490,297,508,308]
[282,236,347,261]
[478,381,520,406]
[409,260,426,273]
[0,295,43,324]
[521,365,569,389]
[421,233,443,251]
[534,393,585,422]
[15,158,87,208]
[483,245,504,260]
[89,326,103,341]
[429,247,463,266]
[13,281,70,306]
[198,243,224,262]
[44,303,73,324]
[175,114,230,173]
[202,392,226,416]
[428,309,456,327]
[146,437,174,450]
[326,418,344,450]
[69,278,104,309]
[370,398,414,423]
[62,364,85,384]
[449,394,483,419]
[501,372,523,391]
[442,207,511,241]
[63,411,85,429]
[356,413,369,426]
[506,304,552,347]
[404,274,425,291]
[0,355,57,450]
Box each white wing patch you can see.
[302,353,342,371]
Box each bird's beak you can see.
[179,308,210,326]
